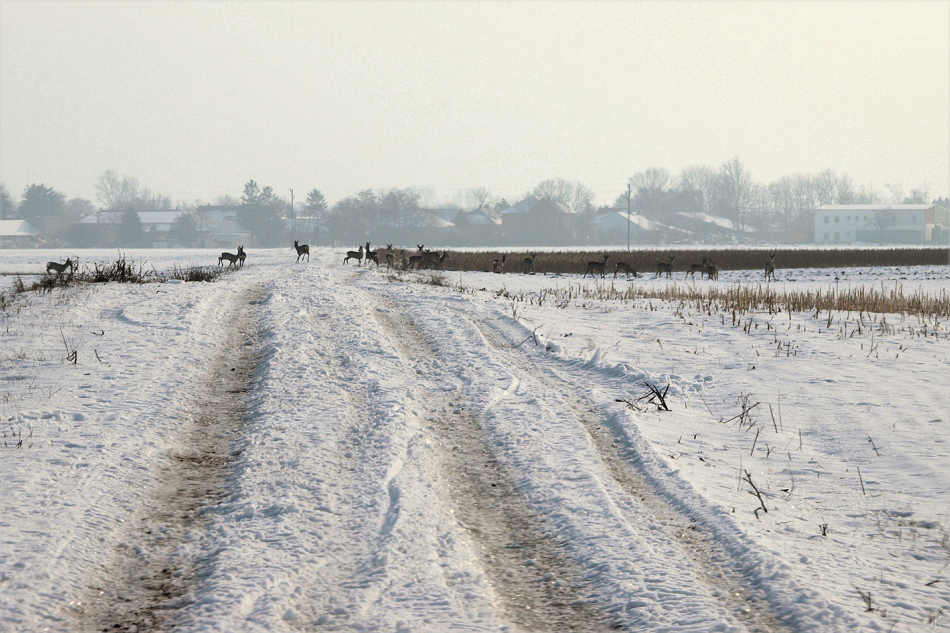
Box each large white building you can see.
[814,204,949,244]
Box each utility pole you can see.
[289,188,295,240]
[626,182,632,251]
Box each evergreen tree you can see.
[19,184,65,220]
[118,210,144,246]
[169,213,199,246]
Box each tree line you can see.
[0,159,943,247]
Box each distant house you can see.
[453,205,502,246]
[814,204,950,244]
[0,219,40,246]
[499,196,579,245]
[71,207,250,247]
[590,211,662,244]
[671,212,737,242]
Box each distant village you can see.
[2,168,948,249]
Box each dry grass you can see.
[444,247,950,276]
[495,282,950,321]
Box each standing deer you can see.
[344,245,364,265]
[523,253,538,274]
[219,246,244,268]
[365,242,380,268]
[706,262,719,280]
[655,255,675,278]
[237,246,246,268]
[293,240,310,263]
[407,245,426,270]
[614,262,637,278]
[385,244,396,269]
[46,258,75,276]
[492,254,506,274]
[583,254,609,278]
[765,252,776,281]
[399,250,409,270]
[686,258,708,279]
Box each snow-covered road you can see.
[0,248,947,632]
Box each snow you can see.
[0,247,947,632]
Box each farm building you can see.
[0,219,41,246]
[814,204,949,244]
[500,196,580,245]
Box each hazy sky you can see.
[1,2,948,208]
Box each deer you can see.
[399,250,409,270]
[344,245,364,265]
[407,245,426,270]
[46,258,75,276]
[293,240,310,263]
[583,254,609,279]
[423,250,448,270]
[614,262,637,278]
[523,253,537,274]
[655,255,675,278]
[706,262,719,281]
[385,244,396,269]
[492,254,506,274]
[686,257,708,279]
[365,242,380,268]
[219,246,243,268]
[765,252,776,281]
[238,246,246,268]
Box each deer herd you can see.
[223,243,777,282]
[39,244,776,283]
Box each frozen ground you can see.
[0,248,947,632]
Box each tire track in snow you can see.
[468,315,793,633]
[371,297,617,632]
[81,285,262,632]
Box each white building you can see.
[814,204,949,244]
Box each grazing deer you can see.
[765,252,776,281]
[492,254,506,274]
[614,262,637,278]
[583,254,609,279]
[523,253,537,274]
[46,258,75,276]
[293,240,310,263]
[655,255,675,278]
[365,242,380,268]
[686,258,708,279]
[706,262,719,281]
[219,246,243,268]
[344,245,364,265]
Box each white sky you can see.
[1,2,948,208]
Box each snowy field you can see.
[0,247,947,632]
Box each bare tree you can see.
[533,178,574,207]
[568,182,594,215]
[629,167,671,194]
[813,169,837,206]
[906,182,931,204]
[468,186,494,209]
[95,170,140,212]
[718,157,754,231]
[885,182,904,204]
[769,176,796,231]
[677,165,717,214]
[835,173,857,204]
